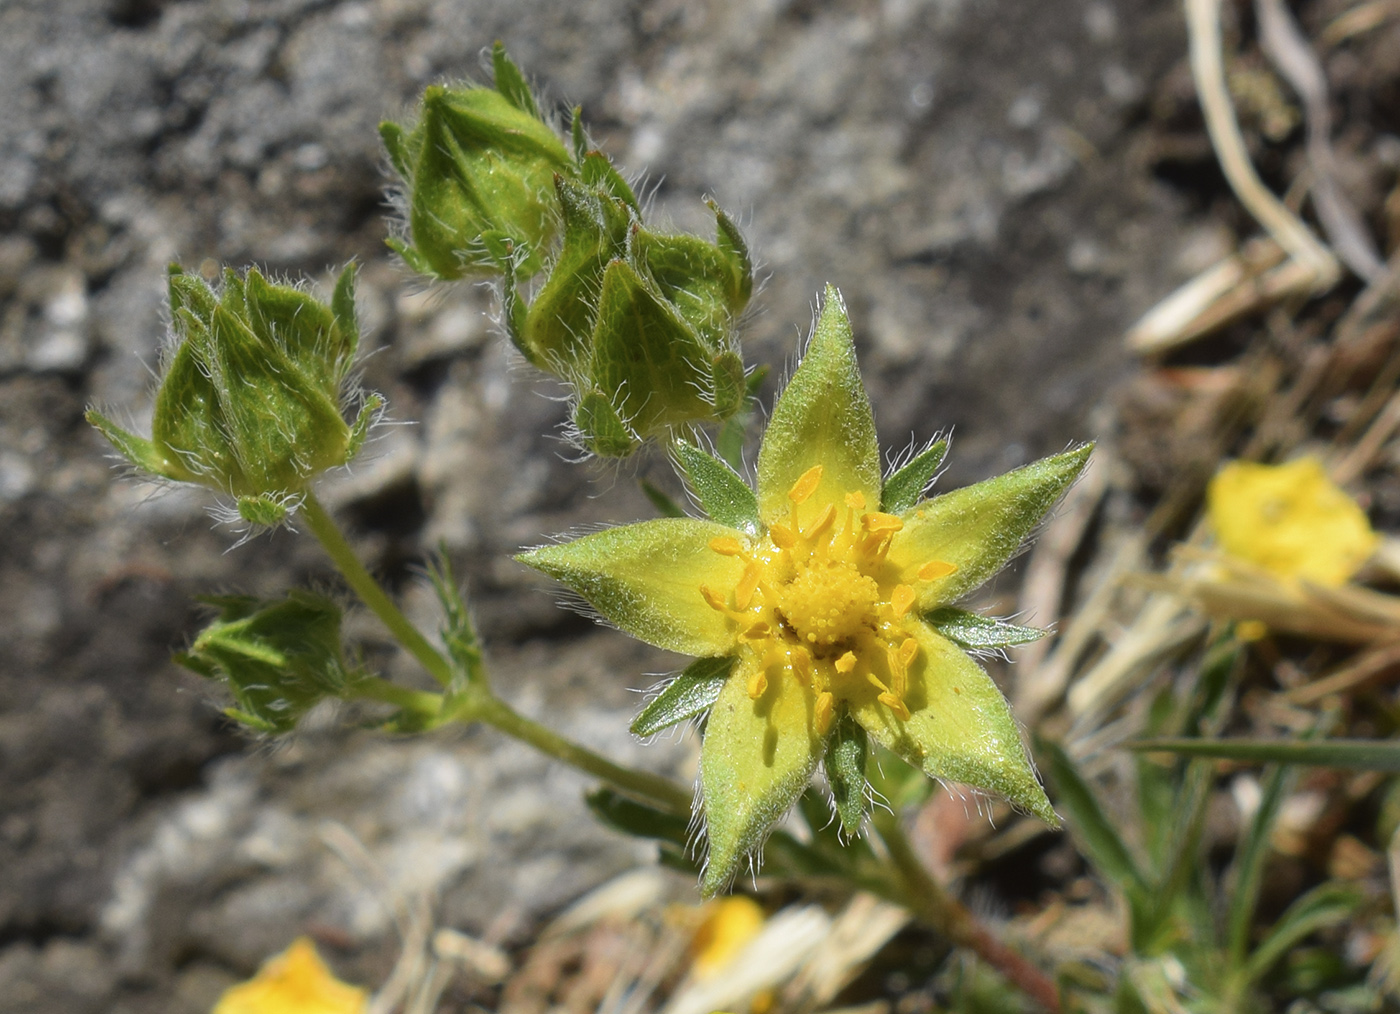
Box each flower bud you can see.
[380,43,575,280]
[502,173,754,456]
[86,263,381,525]
[177,591,361,734]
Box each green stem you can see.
[300,489,456,688]
[301,487,692,816]
[351,675,442,718]
[473,694,693,815]
[872,810,1062,1014]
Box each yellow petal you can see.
[690,896,766,979]
[213,938,367,1014]
[1207,457,1378,587]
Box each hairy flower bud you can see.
[177,591,363,734]
[86,263,381,525]
[501,172,754,456]
[380,43,575,280]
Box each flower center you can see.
[699,465,958,735]
[780,559,880,650]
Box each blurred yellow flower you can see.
[691,896,766,979]
[1207,457,1378,587]
[212,937,367,1014]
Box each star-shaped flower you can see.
[519,287,1091,893]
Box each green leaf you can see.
[1227,760,1296,970]
[1043,740,1148,897]
[756,286,881,527]
[639,479,686,518]
[882,437,948,514]
[330,261,360,357]
[517,518,746,656]
[491,41,539,117]
[700,657,823,896]
[425,551,482,687]
[924,607,1047,651]
[890,444,1092,611]
[674,440,760,535]
[586,788,691,846]
[824,712,869,836]
[854,626,1056,824]
[631,656,734,736]
[1128,738,1400,771]
[1243,882,1362,985]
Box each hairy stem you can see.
[473,694,693,815]
[351,675,443,717]
[872,810,1062,1014]
[300,489,456,688]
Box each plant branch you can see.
[872,810,1062,1014]
[350,675,443,718]
[300,489,456,688]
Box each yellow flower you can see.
[212,938,368,1014]
[1207,458,1378,587]
[519,286,1091,893]
[690,896,766,979]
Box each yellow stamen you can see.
[747,667,768,699]
[769,523,797,549]
[814,691,835,735]
[735,561,762,610]
[844,491,866,510]
[918,560,957,581]
[805,503,836,540]
[709,536,743,556]
[890,584,916,618]
[790,647,812,682]
[899,637,918,667]
[879,692,911,720]
[740,621,771,641]
[862,512,904,534]
[834,651,857,674]
[700,585,727,611]
[788,465,823,504]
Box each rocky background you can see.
[0,0,1232,1009]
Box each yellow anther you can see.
[890,584,916,618]
[747,667,768,699]
[700,585,727,611]
[862,512,904,534]
[879,692,911,721]
[899,637,918,667]
[788,465,824,504]
[918,560,957,581]
[835,650,857,674]
[814,691,835,735]
[790,647,812,682]
[740,621,771,641]
[844,491,867,510]
[709,536,743,556]
[805,503,836,540]
[735,561,762,610]
[769,523,797,549]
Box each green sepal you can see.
[236,494,293,527]
[346,393,384,462]
[517,517,745,657]
[824,712,869,836]
[674,440,759,534]
[379,120,412,181]
[176,590,360,734]
[85,409,180,480]
[633,229,744,352]
[891,444,1093,611]
[521,176,631,370]
[710,351,747,419]
[756,286,881,525]
[631,655,735,737]
[491,40,539,117]
[853,625,1056,824]
[708,199,753,308]
[881,437,949,514]
[924,607,1047,651]
[425,551,483,690]
[330,262,360,349]
[716,365,769,471]
[574,391,640,458]
[570,106,587,163]
[580,150,639,211]
[700,661,823,896]
[587,258,714,438]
